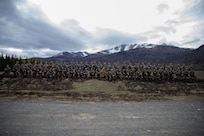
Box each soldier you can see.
[13,61,21,77]
[171,70,177,81]
[4,64,11,76]
[99,66,106,80]
[20,63,27,78]
[190,70,196,80]
[115,66,122,80]
[109,66,116,81]
[95,67,101,79]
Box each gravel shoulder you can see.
[0,100,204,136]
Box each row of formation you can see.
[3,60,196,81]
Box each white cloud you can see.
[28,0,184,33]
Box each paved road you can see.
[0,100,204,136]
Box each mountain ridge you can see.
[41,43,203,64]
[52,43,167,58]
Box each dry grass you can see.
[70,80,126,93]
[0,78,204,102]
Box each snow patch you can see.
[108,48,120,54]
[101,43,156,55]
[124,45,129,51]
[57,52,63,56]
[82,52,88,57]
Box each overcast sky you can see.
[0,0,203,57]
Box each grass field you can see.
[0,77,204,102]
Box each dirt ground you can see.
[0,77,203,102]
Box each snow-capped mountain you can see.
[54,43,158,58]
[54,51,89,58]
[97,43,156,55]
[41,43,204,64]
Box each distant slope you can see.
[47,51,90,62]
[39,43,204,64]
[183,45,204,64]
[83,45,192,63]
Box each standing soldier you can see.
[4,64,11,77]
[189,66,196,80]
[115,66,122,80]
[13,61,21,77]
[99,66,106,80]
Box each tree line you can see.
[0,53,35,71]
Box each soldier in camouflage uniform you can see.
[4,60,196,82]
[4,64,11,77]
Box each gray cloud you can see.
[60,19,92,42]
[157,3,169,13]
[181,20,204,48]
[142,0,204,48]
[155,26,176,34]
[181,0,204,20]
[0,0,86,57]
[140,24,176,42]
[0,0,145,57]
[178,0,204,48]
[93,28,147,48]
[182,38,201,45]
[148,33,162,39]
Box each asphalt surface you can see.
[0,101,204,136]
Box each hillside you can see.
[42,43,203,64]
